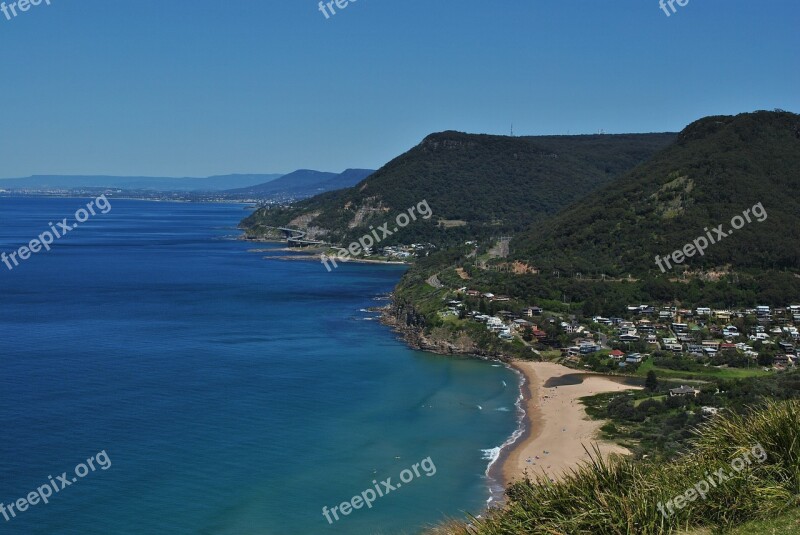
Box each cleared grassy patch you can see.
[636,359,770,382]
[634,395,667,407]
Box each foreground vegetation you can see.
[430,399,800,534]
[584,370,800,461]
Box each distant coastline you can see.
[242,237,412,266]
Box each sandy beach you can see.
[501,361,641,485]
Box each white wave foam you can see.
[483,363,528,506]
[481,447,501,462]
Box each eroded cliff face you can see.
[379,299,511,361]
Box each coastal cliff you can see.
[380,298,513,361]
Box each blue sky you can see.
[0,0,797,178]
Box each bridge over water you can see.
[277,227,326,247]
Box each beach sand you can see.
[502,361,641,485]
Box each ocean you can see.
[0,197,519,534]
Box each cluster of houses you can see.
[442,293,550,342]
[442,289,800,372]
[379,243,436,259]
[589,304,800,370]
[475,311,548,342]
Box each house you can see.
[722,325,740,338]
[620,333,640,342]
[671,323,689,334]
[687,344,704,355]
[609,349,625,360]
[579,344,601,355]
[637,320,655,334]
[696,307,711,316]
[670,385,701,397]
[532,329,547,341]
[486,317,504,331]
[625,353,643,364]
[524,306,543,317]
[774,355,793,368]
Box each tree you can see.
[645,370,659,392]
[757,353,775,367]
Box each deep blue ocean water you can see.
[0,197,519,534]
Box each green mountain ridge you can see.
[241,131,676,245]
[511,111,800,276]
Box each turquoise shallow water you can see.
[0,198,519,534]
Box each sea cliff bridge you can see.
[276,227,326,247]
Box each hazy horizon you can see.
[1,1,797,178]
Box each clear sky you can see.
[0,0,797,178]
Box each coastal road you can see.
[426,274,443,289]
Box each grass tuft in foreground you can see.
[430,399,800,534]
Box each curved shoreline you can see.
[498,361,643,487]
[484,363,529,505]
[375,299,641,503]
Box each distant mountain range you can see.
[0,168,375,199]
[224,168,374,198]
[0,174,283,192]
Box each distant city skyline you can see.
[0,0,797,178]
